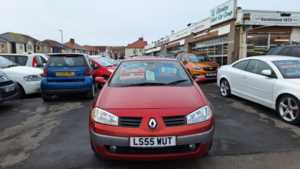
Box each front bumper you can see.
[0,83,18,102]
[90,127,214,147]
[190,70,217,80]
[90,126,214,160]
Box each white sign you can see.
[191,18,211,33]
[238,10,300,27]
[210,0,237,26]
[169,28,191,42]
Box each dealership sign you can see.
[238,10,300,27]
[210,0,237,26]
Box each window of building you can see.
[192,36,229,65]
[247,32,290,57]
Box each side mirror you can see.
[95,77,107,84]
[194,76,206,83]
[261,69,272,77]
[92,64,99,70]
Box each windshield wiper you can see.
[167,79,190,85]
[122,82,166,87]
[4,64,17,68]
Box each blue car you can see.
[41,54,95,101]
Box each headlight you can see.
[0,73,9,82]
[23,75,42,81]
[186,106,212,124]
[91,108,119,126]
[192,66,202,70]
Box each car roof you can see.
[0,53,29,56]
[48,53,87,56]
[242,55,300,62]
[124,56,177,62]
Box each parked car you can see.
[177,53,219,80]
[89,56,116,79]
[0,56,43,96]
[0,53,48,68]
[0,71,18,103]
[217,56,300,124]
[90,57,214,160]
[41,54,95,101]
[267,45,300,58]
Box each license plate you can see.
[130,136,176,148]
[206,73,217,77]
[4,85,15,92]
[56,72,75,77]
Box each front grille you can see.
[163,116,186,127]
[119,117,142,128]
[203,67,217,71]
[0,80,14,87]
[107,145,196,154]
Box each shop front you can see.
[236,10,300,58]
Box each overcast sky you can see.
[0,0,299,46]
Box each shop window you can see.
[247,33,290,57]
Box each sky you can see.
[0,0,299,46]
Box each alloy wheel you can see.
[279,97,299,123]
[220,80,230,97]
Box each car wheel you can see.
[277,95,300,124]
[87,84,96,99]
[16,84,25,98]
[220,79,231,97]
[42,93,51,102]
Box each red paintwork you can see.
[90,59,115,79]
[89,58,214,160]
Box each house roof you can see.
[0,32,38,43]
[64,39,85,50]
[38,39,65,48]
[0,37,6,43]
[127,37,147,49]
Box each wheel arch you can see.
[218,75,230,87]
[275,93,300,109]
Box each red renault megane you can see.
[89,57,214,160]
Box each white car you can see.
[0,53,48,68]
[0,56,42,96]
[217,56,300,124]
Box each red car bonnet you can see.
[96,85,208,110]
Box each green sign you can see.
[210,0,237,26]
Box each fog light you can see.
[109,146,117,152]
[188,144,196,150]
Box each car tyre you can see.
[86,84,96,99]
[16,84,25,98]
[42,93,51,102]
[277,95,300,125]
[220,79,231,97]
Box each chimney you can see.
[138,37,143,41]
[70,38,75,44]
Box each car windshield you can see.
[94,57,115,67]
[48,55,87,67]
[189,55,209,63]
[110,60,192,87]
[273,60,300,79]
[0,56,17,68]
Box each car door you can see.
[243,59,276,107]
[229,60,250,96]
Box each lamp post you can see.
[58,29,64,44]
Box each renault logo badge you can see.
[148,118,157,129]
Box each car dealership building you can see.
[144,0,300,65]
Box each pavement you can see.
[0,83,300,169]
